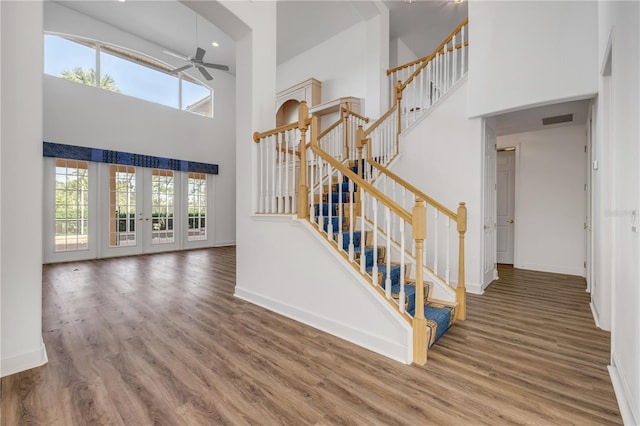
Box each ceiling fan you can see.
[167,47,229,81]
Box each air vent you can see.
[542,114,573,126]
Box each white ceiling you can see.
[385,0,467,59]
[55,1,469,73]
[55,0,237,74]
[494,99,591,137]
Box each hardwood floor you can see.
[2,250,620,425]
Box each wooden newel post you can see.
[395,80,403,151]
[412,198,428,365]
[356,125,365,178]
[343,106,350,160]
[456,202,467,320]
[297,101,310,219]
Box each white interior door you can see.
[482,119,498,285]
[497,150,516,264]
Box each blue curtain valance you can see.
[43,141,218,175]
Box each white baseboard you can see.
[514,263,584,277]
[590,301,601,329]
[465,281,484,295]
[214,240,236,247]
[234,286,411,364]
[1,339,48,377]
[609,355,639,426]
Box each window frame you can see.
[44,33,214,117]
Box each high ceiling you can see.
[55,0,237,74]
[276,1,467,64]
[55,1,469,72]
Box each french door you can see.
[44,158,214,263]
[100,165,180,257]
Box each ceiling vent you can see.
[542,114,573,126]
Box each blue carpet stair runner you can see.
[317,174,455,348]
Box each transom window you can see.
[44,34,213,117]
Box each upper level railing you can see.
[387,17,468,130]
[317,106,369,164]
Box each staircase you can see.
[251,18,469,365]
[315,160,458,348]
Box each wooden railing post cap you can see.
[298,101,309,128]
[457,202,467,233]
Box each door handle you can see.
[507,219,514,223]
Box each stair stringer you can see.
[235,215,413,364]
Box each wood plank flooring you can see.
[1,249,621,425]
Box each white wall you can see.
[389,37,417,70]
[392,79,485,294]
[43,2,236,246]
[277,12,389,119]
[277,22,366,111]
[364,6,389,118]
[468,1,598,118]
[595,2,640,424]
[1,1,48,377]
[498,125,587,276]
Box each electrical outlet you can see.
[633,210,638,233]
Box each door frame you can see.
[481,117,498,288]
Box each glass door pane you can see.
[109,165,137,247]
[187,172,207,241]
[55,159,89,252]
[44,158,97,264]
[151,169,175,245]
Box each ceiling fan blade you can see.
[163,50,188,61]
[171,64,193,73]
[195,47,206,61]
[198,67,213,81]
[202,63,230,71]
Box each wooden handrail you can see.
[362,104,399,138]
[316,109,369,148]
[275,146,301,157]
[317,118,343,140]
[365,154,457,220]
[309,117,412,224]
[398,17,468,91]
[342,107,370,123]
[386,17,469,76]
[253,121,301,143]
